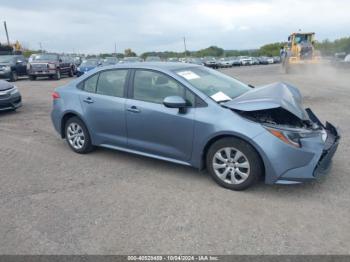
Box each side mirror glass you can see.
[163,96,187,109]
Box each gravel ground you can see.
[0,64,349,254]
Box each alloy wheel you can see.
[212,147,250,184]
[67,122,85,150]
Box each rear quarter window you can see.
[78,73,99,93]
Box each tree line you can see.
[2,36,349,58]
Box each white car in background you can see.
[239,56,253,66]
[218,58,233,68]
[344,54,350,62]
[267,57,274,64]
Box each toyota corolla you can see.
[51,63,340,190]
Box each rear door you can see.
[79,69,129,147]
[125,69,195,161]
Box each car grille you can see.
[0,93,10,99]
[31,63,48,70]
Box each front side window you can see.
[174,67,250,102]
[133,70,189,104]
[96,70,128,97]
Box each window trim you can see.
[77,69,131,98]
[129,68,204,107]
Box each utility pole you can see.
[39,42,43,52]
[183,37,187,57]
[114,42,117,57]
[3,21,10,45]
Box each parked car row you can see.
[0,53,84,81]
[165,56,281,68]
[0,52,282,81]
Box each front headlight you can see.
[264,126,320,148]
[9,86,19,95]
[4,66,11,72]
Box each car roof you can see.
[100,62,200,71]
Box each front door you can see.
[126,69,195,161]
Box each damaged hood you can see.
[223,82,309,120]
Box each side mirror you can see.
[163,96,187,109]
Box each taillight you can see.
[52,92,60,100]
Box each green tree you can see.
[124,48,137,57]
[258,42,286,57]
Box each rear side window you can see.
[96,70,128,97]
[82,73,99,93]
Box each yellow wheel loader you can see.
[282,32,321,73]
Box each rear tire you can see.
[29,75,36,81]
[206,137,263,191]
[65,117,94,154]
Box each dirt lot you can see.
[0,64,349,254]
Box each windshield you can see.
[32,54,58,61]
[146,56,161,61]
[81,60,98,66]
[294,34,309,44]
[174,67,250,102]
[124,57,140,62]
[0,55,15,63]
[103,57,118,64]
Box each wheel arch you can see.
[200,133,266,179]
[60,111,86,139]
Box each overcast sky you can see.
[0,0,349,54]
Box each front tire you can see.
[53,70,61,80]
[9,71,18,82]
[68,67,74,77]
[65,117,94,154]
[206,137,263,190]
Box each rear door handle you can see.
[83,97,94,104]
[127,105,140,113]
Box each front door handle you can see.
[83,97,94,104]
[127,105,140,113]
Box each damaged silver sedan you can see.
[51,63,340,190]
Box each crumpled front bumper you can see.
[275,109,340,184]
[253,108,340,185]
[313,122,340,177]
